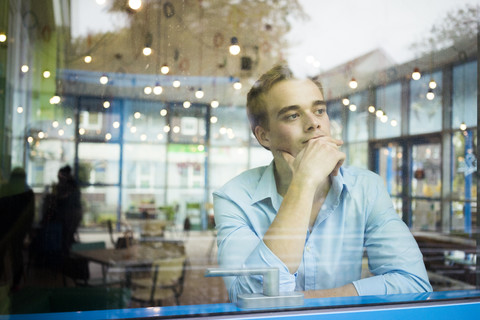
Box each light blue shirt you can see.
[213,162,432,302]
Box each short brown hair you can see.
[246,64,324,134]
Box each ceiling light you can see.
[84,55,92,63]
[43,70,51,78]
[233,81,242,90]
[429,79,437,89]
[153,84,163,95]
[172,80,181,88]
[229,37,241,55]
[183,101,191,108]
[103,101,110,108]
[426,88,435,100]
[99,74,109,85]
[21,65,29,73]
[210,100,219,108]
[349,104,357,112]
[210,116,218,124]
[49,95,61,104]
[160,109,167,116]
[380,114,388,123]
[349,78,358,89]
[411,67,421,80]
[142,46,152,56]
[144,86,152,94]
[160,64,170,74]
[375,109,384,117]
[368,105,375,113]
[0,33,6,42]
[17,106,23,114]
[128,0,142,10]
[390,119,398,127]
[460,122,467,131]
[342,98,350,106]
[195,88,204,99]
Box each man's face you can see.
[255,79,331,157]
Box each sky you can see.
[287,0,480,77]
[71,0,479,77]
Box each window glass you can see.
[452,60,478,129]
[1,0,479,317]
[375,82,402,139]
[346,91,369,142]
[409,71,443,135]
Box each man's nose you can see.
[304,113,320,131]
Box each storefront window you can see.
[1,0,479,318]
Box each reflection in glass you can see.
[377,144,403,196]
[409,71,442,135]
[412,199,441,231]
[452,61,477,129]
[411,143,441,198]
[375,82,401,139]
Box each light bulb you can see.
[43,70,51,78]
[27,136,34,143]
[144,86,152,94]
[153,84,163,95]
[429,79,437,89]
[173,126,180,133]
[105,133,112,140]
[66,118,72,125]
[195,88,204,99]
[380,114,388,123]
[163,125,170,133]
[426,89,435,100]
[183,101,191,109]
[49,95,61,104]
[210,100,219,108]
[58,129,65,136]
[157,133,163,140]
[160,64,170,74]
[84,55,92,63]
[376,109,384,117]
[368,105,375,113]
[342,98,350,106]
[390,119,398,127]
[17,106,24,114]
[103,101,110,108]
[21,65,29,73]
[229,37,241,55]
[160,109,167,116]
[140,134,147,141]
[233,81,242,90]
[349,104,357,112]
[0,33,6,42]
[79,128,86,135]
[128,0,142,10]
[38,131,45,139]
[460,122,467,131]
[113,121,120,128]
[134,112,141,119]
[412,68,421,80]
[210,116,218,123]
[52,121,59,128]
[172,80,181,88]
[142,47,152,56]
[99,75,109,85]
[349,78,358,89]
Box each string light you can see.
[113,121,120,128]
[84,55,92,63]
[426,88,435,100]
[142,46,152,56]
[411,67,421,80]
[210,116,218,123]
[105,133,112,141]
[380,114,388,123]
[21,65,29,73]
[52,121,59,128]
[49,95,61,104]
[17,106,23,114]
[160,109,167,116]
[66,118,73,125]
[128,0,142,10]
[153,84,163,95]
[368,105,376,113]
[0,33,6,42]
[195,88,204,99]
[390,119,398,127]
[229,37,241,55]
[375,109,384,117]
[43,70,51,78]
[144,86,152,94]
[99,74,109,85]
[460,122,467,131]
[233,81,242,90]
[210,100,219,108]
[349,104,357,112]
[183,101,191,108]
[160,64,170,74]
[349,78,358,89]
[172,80,181,88]
[103,101,110,108]
[342,98,350,106]
[429,78,437,89]
[134,112,141,119]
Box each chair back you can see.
[152,255,187,286]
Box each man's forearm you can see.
[303,283,359,299]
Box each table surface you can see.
[72,243,184,268]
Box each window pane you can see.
[452,130,477,201]
[346,92,369,142]
[375,82,402,138]
[411,143,441,198]
[327,100,344,140]
[409,71,443,135]
[377,144,403,196]
[78,143,120,185]
[452,61,477,129]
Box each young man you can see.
[213,64,432,303]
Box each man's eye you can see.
[286,113,299,120]
[316,108,326,115]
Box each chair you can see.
[130,255,187,306]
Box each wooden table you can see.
[72,242,185,285]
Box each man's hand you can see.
[274,137,345,186]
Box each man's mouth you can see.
[303,135,324,144]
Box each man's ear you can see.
[254,125,271,150]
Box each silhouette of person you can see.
[0,167,35,291]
